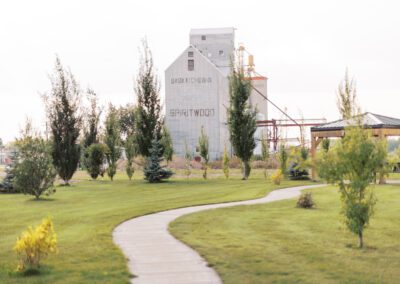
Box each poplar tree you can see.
[134,39,162,157]
[337,69,358,119]
[198,126,210,179]
[228,69,257,180]
[45,56,82,185]
[125,134,137,180]
[104,104,121,181]
[83,88,101,148]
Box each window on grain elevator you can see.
[188,51,194,57]
[188,59,194,71]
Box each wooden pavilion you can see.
[310,112,400,180]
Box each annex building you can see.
[165,27,267,159]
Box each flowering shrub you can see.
[14,217,58,271]
[271,169,283,185]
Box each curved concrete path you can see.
[113,184,324,284]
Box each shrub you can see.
[271,169,283,185]
[13,133,56,200]
[14,217,58,272]
[296,192,315,209]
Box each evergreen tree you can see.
[45,56,82,185]
[143,138,173,183]
[1,148,18,192]
[104,104,121,181]
[160,125,174,166]
[134,39,162,157]
[228,69,257,180]
[198,126,209,179]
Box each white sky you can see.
[1,0,400,143]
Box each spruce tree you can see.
[104,104,121,181]
[134,39,162,157]
[45,56,82,185]
[1,148,18,192]
[143,138,173,183]
[228,69,257,180]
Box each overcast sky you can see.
[1,0,399,143]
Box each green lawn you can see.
[0,170,311,283]
[170,184,400,284]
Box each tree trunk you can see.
[242,161,250,180]
[358,231,364,248]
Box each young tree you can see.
[134,39,163,157]
[337,69,358,119]
[125,135,137,180]
[261,132,269,179]
[44,56,82,185]
[222,144,230,179]
[82,89,102,170]
[83,88,102,148]
[143,138,173,183]
[198,126,210,179]
[119,104,136,139]
[318,126,387,248]
[228,69,257,180]
[86,143,108,180]
[104,104,121,181]
[160,125,174,166]
[322,138,330,153]
[13,123,56,199]
[279,144,288,176]
[184,140,192,178]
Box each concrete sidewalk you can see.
[113,184,324,284]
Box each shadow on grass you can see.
[26,198,56,202]
[9,266,52,278]
[345,243,378,251]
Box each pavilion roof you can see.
[311,112,400,132]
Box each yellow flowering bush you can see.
[13,217,58,271]
[271,169,283,185]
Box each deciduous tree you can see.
[198,126,210,179]
[318,126,387,248]
[44,56,82,185]
[134,39,162,157]
[104,104,121,181]
[228,69,257,180]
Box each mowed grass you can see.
[0,169,311,283]
[170,184,400,284]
